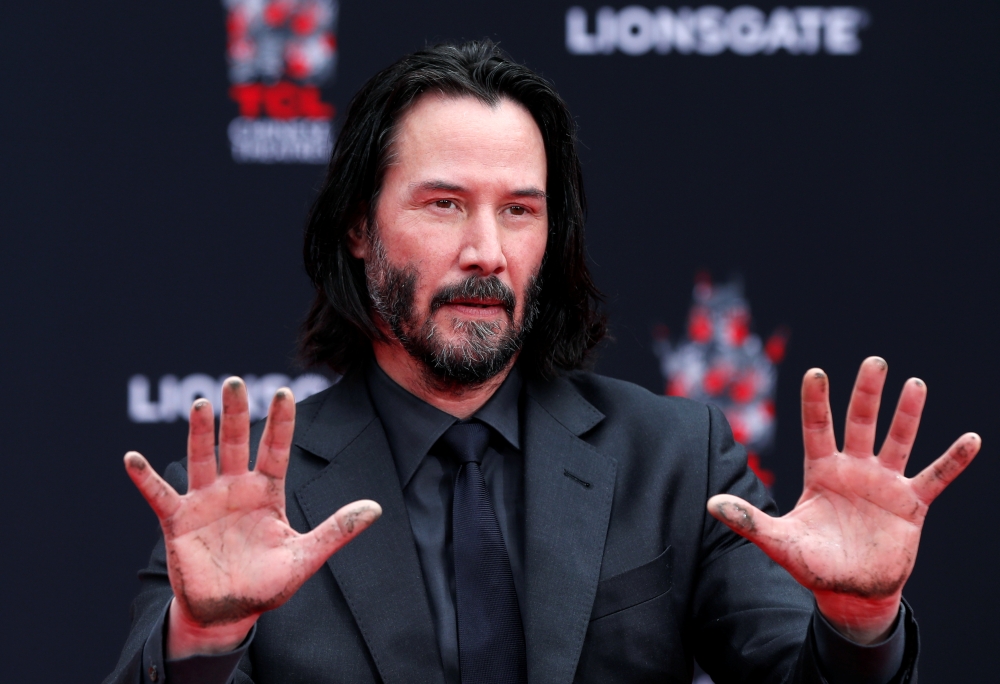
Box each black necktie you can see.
[439,421,527,684]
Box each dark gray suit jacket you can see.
[106,370,918,684]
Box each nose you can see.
[458,209,507,276]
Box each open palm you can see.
[124,378,381,655]
[709,357,980,641]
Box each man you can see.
[106,41,980,684]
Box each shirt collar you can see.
[365,361,522,489]
[472,365,521,451]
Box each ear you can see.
[346,220,368,260]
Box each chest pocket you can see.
[591,546,673,621]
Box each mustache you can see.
[430,276,517,318]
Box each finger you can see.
[708,495,803,578]
[187,398,217,489]
[911,433,981,504]
[124,451,182,521]
[707,494,781,544]
[801,368,837,460]
[297,500,383,573]
[878,378,927,472]
[843,357,888,457]
[255,388,296,480]
[218,377,251,476]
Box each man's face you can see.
[349,93,549,386]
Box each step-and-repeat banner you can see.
[4,2,997,681]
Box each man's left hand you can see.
[708,356,981,644]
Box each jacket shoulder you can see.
[560,370,712,434]
[248,373,359,440]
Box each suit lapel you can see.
[294,375,445,684]
[522,376,617,684]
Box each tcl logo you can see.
[229,83,335,120]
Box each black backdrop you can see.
[3,2,998,681]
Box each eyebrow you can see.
[413,180,465,193]
[511,187,548,200]
[411,180,548,200]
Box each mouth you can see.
[451,298,503,307]
[443,298,509,317]
[429,276,518,319]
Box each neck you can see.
[371,342,514,420]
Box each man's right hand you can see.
[124,377,381,659]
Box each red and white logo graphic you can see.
[225,0,339,163]
[653,275,788,487]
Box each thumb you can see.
[707,494,776,544]
[299,500,383,571]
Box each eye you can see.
[434,199,455,209]
[508,205,527,216]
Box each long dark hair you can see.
[301,40,606,379]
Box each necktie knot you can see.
[439,421,491,465]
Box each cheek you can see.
[378,218,456,293]
[508,228,548,308]
[516,227,548,280]
[407,246,464,315]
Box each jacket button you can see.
[148,664,159,682]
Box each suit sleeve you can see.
[689,404,919,684]
[101,461,256,684]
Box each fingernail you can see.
[227,378,242,390]
[194,399,209,410]
[716,501,755,532]
[913,378,924,388]
[872,357,887,371]
[125,452,146,470]
[813,371,826,380]
[275,389,288,401]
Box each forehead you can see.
[388,93,547,187]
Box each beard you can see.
[364,232,541,387]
